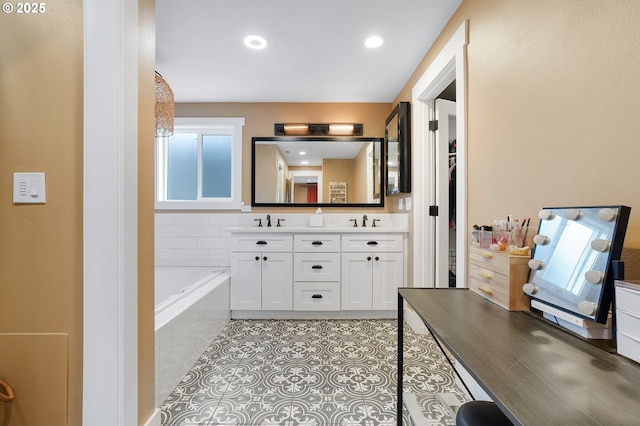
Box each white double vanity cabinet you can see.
[228,214,408,319]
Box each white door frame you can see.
[412,21,468,288]
[83,0,139,424]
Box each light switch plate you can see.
[405,197,412,211]
[13,172,46,204]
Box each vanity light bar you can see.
[274,123,363,136]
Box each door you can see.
[261,252,293,310]
[433,99,457,288]
[341,253,373,310]
[372,252,404,309]
[230,252,262,310]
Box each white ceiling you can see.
[155,0,462,103]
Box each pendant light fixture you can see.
[155,71,174,137]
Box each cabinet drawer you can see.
[615,283,640,314]
[232,234,293,252]
[617,308,640,341]
[294,234,340,252]
[294,253,340,281]
[469,277,509,310]
[294,282,340,311]
[341,234,403,252]
[469,247,509,275]
[468,263,509,292]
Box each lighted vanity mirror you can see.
[524,205,630,324]
[251,136,384,207]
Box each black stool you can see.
[455,401,514,426]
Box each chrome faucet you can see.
[372,218,380,227]
[266,214,272,227]
[362,214,368,227]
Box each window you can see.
[156,117,245,210]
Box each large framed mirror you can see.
[251,136,384,207]
[385,102,411,195]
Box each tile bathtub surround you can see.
[160,319,468,425]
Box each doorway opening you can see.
[412,21,468,289]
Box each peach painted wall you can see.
[0,1,83,424]
[138,0,157,422]
[175,102,392,212]
[394,0,640,280]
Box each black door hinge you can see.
[429,120,438,131]
[429,205,439,216]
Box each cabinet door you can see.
[372,252,404,310]
[341,252,373,310]
[231,252,262,310]
[261,252,293,310]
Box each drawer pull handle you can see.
[479,286,493,295]
[311,241,323,245]
[256,240,267,245]
[479,272,493,280]
[312,294,323,299]
[480,252,493,259]
[311,265,323,269]
[367,241,379,245]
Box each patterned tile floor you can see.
[160,319,468,425]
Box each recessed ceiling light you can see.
[244,35,268,50]
[299,151,307,155]
[364,35,383,49]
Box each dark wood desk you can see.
[398,288,640,425]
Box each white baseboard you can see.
[143,408,162,426]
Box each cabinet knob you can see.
[367,256,372,261]
[311,294,323,299]
[255,256,260,261]
[375,256,380,261]
[311,265,323,269]
[263,256,267,261]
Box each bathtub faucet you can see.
[266,214,272,227]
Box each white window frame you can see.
[155,117,245,210]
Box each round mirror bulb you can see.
[565,209,583,220]
[591,239,611,253]
[528,259,544,270]
[597,208,617,222]
[539,210,556,220]
[578,301,597,316]
[533,234,550,245]
[585,270,605,284]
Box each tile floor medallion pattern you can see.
[160,319,469,425]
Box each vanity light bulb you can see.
[577,301,597,316]
[585,270,605,284]
[597,208,617,222]
[591,239,611,253]
[533,234,550,246]
[528,259,544,270]
[565,209,583,221]
[522,283,538,295]
[538,210,556,221]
